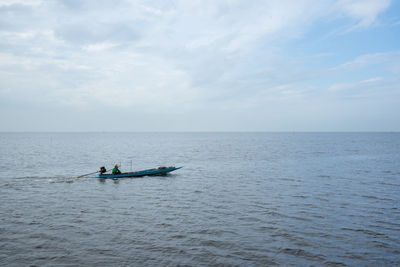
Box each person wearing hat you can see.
[112,164,122,175]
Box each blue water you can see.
[0,132,399,266]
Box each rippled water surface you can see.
[1,132,399,266]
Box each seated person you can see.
[112,164,122,175]
[99,166,107,174]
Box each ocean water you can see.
[0,132,399,266]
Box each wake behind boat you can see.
[90,166,182,179]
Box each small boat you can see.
[91,166,182,179]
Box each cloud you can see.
[335,0,391,29]
[0,0,397,131]
[83,42,119,52]
[328,77,383,91]
[0,0,42,7]
[329,51,400,72]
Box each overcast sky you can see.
[0,0,399,131]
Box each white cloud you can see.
[0,0,397,131]
[0,30,35,40]
[0,0,42,7]
[328,77,383,91]
[83,42,119,52]
[331,51,400,72]
[335,0,391,29]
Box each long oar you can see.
[77,164,119,178]
[77,168,113,178]
[77,170,101,178]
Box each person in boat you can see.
[99,166,107,174]
[112,164,122,175]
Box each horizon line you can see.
[0,131,399,133]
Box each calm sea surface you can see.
[0,132,399,266]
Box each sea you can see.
[0,132,399,266]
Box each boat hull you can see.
[91,166,182,179]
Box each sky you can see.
[0,0,399,132]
